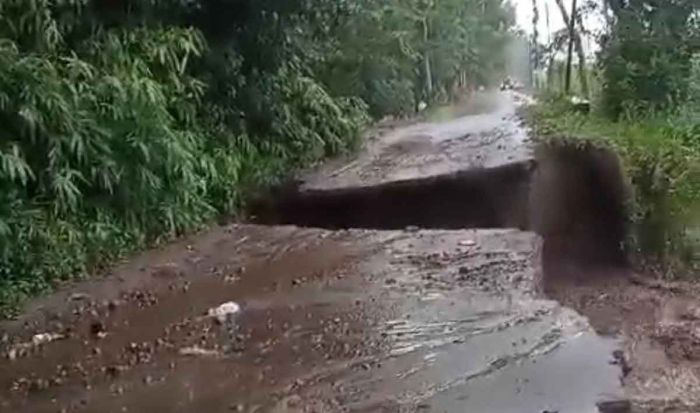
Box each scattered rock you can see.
[7,332,65,360]
[28,378,49,392]
[90,321,106,338]
[32,332,64,346]
[207,301,241,324]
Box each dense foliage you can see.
[599,0,700,116]
[530,0,699,275]
[0,0,514,312]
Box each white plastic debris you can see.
[458,239,476,247]
[178,346,221,357]
[207,301,241,324]
[31,333,64,346]
[69,292,90,301]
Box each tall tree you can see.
[554,0,589,96]
[531,0,540,88]
[599,0,699,115]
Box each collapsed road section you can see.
[252,92,627,268]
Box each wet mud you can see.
[2,92,698,412]
[0,226,625,413]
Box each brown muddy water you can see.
[3,93,698,413]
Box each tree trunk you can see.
[531,0,540,88]
[554,0,588,96]
[423,18,433,97]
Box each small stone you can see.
[69,293,90,302]
[105,365,125,378]
[90,321,106,337]
[596,400,631,413]
[28,378,49,392]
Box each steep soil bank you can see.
[252,161,532,231]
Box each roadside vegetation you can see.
[0,0,514,314]
[528,0,699,276]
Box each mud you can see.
[0,226,625,412]
[530,143,628,268]
[2,91,698,412]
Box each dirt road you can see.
[2,92,697,412]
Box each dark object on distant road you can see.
[500,77,513,91]
[500,77,523,91]
[570,96,591,113]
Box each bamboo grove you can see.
[0,0,515,311]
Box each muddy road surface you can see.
[3,92,697,412]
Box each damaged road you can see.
[0,226,624,413]
[2,91,686,412]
